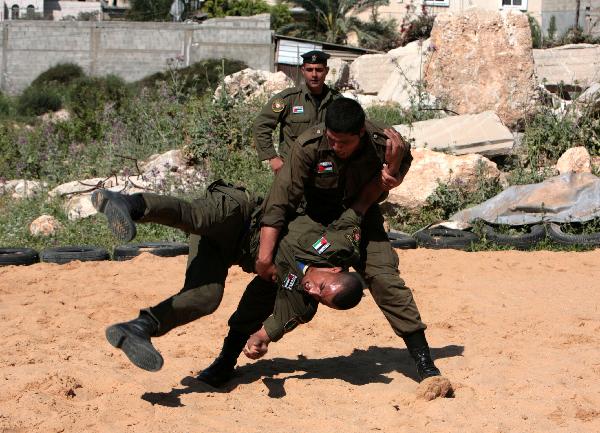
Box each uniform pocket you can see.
[314,174,338,189]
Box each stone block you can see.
[394,111,515,157]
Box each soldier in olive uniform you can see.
[254,50,340,173]
[209,98,443,383]
[93,183,365,373]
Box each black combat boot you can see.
[91,189,146,242]
[403,330,441,381]
[105,312,163,372]
[197,329,248,388]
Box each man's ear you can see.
[325,66,330,74]
[359,126,366,138]
[325,266,342,273]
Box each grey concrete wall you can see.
[541,10,580,39]
[0,15,273,94]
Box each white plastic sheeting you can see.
[452,172,600,225]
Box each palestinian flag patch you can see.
[317,161,333,174]
[312,236,331,255]
[292,105,304,114]
[283,272,298,290]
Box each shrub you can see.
[424,162,504,221]
[17,85,62,116]
[68,75,131,138]
[521,105,600,169]
[400,13,434,46]
[134,59,247,97]
[30,63,85,88]
[183,92,272,195]
[528,14,542,49]
[0,91,10,116]
[547,15,557,41]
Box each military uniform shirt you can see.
[253,83,339,161]
[261,121,404,229]
[262,208,363,341]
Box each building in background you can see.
[356,0,600,40]
[2,0,44,20]
[264,1,600,40]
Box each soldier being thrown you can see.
[93,174,386,373]
[204,97,442,386]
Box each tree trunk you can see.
[575,0,581,29]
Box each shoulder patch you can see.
[272,98,285,113]
[297,124,325,146]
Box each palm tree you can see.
[280,0,388,44]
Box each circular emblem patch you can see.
[272,98,285,113]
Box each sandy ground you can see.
[1,248,599,433]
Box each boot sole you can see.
[106,324,163,372]
[91,190,137,242]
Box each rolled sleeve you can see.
[261,142,314,229]
[263,289,317,342]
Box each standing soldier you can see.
[254,50,340,173]
[203,98,443,386]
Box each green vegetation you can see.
[528,14,542,49]
[30,63,85,88]
[133,59,248,97]
[1,56,599,253]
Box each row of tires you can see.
[0,242,189,267]
[389,223,600,251]
[2,223,598,266]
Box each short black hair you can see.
[331,271,364,310]
[325,98,365,135]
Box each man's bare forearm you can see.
[255,225,281,281]
[351,175,385,216]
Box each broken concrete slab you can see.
[326,58,349,89]
[576,82,600,103]
[378,39,432,108]
[394,111,514,157]
[349,53,395,94]
[533,44,600,88]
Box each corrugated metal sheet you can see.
[277,39,323,65]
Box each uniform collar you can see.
[300,83,331,102]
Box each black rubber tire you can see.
[387,230,417,249]
[40,246,110,264]
[0,248,40,266]
[481,224,546,250]
[414,228,479,250]
[113,242,189,261]
[547,223,600,247]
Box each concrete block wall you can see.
[0,15,273,94]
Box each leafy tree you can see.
[354,6,401,51]
[547,15,557,41]
[280,0,388,44]
[225,0,270,16]
[270,2,293,32]
[126,0,172,21]
[202,0,292,31]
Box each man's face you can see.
[301,63,329,94]
[301,267,343,309]
[326,128,364,160]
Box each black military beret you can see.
[301,50,330,65]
